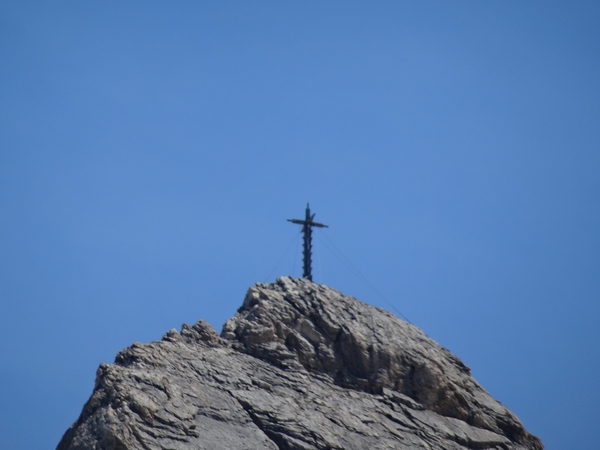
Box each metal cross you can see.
[288,204,328,281]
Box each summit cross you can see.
[288,204,328,281]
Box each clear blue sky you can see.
[1,2,598,449]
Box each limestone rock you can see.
[57,277,543,450]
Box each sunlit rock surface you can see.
[57,277,542,450]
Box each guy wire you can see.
[316,230,413,324]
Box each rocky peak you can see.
[57,277,543,450]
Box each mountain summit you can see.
[57,277,543,449]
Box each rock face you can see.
[57,277,543,450]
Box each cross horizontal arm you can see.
[310,222,328,228]
[287,219,328,228]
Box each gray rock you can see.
[57,277,543,450]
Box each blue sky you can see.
[1,2,598,449]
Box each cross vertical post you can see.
[288,204,328,281]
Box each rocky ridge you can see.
[57,276,543,450]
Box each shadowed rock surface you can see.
[57,277,543,450]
